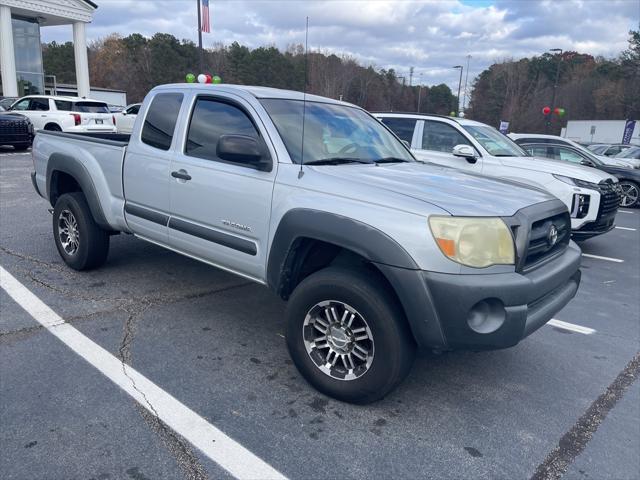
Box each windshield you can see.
[73,101,109,113]
[463,125,528,157]
[616,146,640,159]
[260,99,414,164]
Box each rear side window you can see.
[73,101,109,113]
[185,97,259,163]
[127,104,140,115]
[141,93,184,151]
[30,98,49,111]
[54,100,72,111]
[422,121,471,152]
[380,117,417,144]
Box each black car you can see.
[0,112,34,151]
[522,142,640,208]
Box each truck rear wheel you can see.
[286,266,416,404]
[53,192,110,271]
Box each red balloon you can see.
[205,74,212,83]
[553,107,561,115]
[542,106,551,115]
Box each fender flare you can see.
[46,153,110,229]
[266,208,419,295]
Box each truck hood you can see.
[497,156,616,183]
[314,162,555,217]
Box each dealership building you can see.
[0,0,96,98]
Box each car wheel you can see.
[619,181,639,208]
[12,143,30,151]
[44,123,62,131]
[286,266,416,404]
[53,192,110,270]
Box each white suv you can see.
[9,96,116,133]
[113,103,141,134]
[376,113,620,239]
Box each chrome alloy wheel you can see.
[58,209,80,255]
[619,182,639,207]
[302,300,374,381]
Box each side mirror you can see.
[122,111,127,116]
[580,159,595,167]
[217,134,272,172]
[452,144,477,163]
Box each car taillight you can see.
[112,115,116,125]
[71,113,81,126]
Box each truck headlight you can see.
[428,216,515,268]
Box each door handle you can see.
[171,169,191,181]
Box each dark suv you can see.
[0,111,34,151]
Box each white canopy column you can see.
[0,4,18,97]
[73,21,90,98]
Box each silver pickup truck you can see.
[31,84,581,403]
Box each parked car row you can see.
[376,113,622,237]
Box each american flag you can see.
[201,0,210,33]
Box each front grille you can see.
[0,119,30,135]
[522,211,571,269]
[581,180,620,232]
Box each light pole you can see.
[462,54,471,112]
[546,48,563,134]
[453,65,463,115]
[416,73,423,113]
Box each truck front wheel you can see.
[286,266,416,404]
[53,192,110,270]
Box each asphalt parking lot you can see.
[1,148,638,480]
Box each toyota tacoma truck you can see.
[31,84,581,403]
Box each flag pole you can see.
[197,0,204,72]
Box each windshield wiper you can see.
[304,157,373,165]
[373,157,411,164]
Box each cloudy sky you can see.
[43,0,639,97]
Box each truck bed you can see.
[36,130,131,146]
[32,129,131,233]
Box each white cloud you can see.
[41,0,639,95]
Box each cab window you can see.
[185,97,262,167]
[11,99,30,111]
[141,93,183,151]
[422,120,471,153]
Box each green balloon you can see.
[450,111,456,116]
[212,75,222,84]
[185,73,196,83]
[558,108,566,117]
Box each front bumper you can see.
[377,242,581,351]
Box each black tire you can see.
[53,192,110,270]
[12,143,30,151]
[286,266,416,404]
[44,123,62,131]
[618,180,639,208]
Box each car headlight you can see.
[553,174,598,189]
[428,216,515,268]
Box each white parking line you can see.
[0,266,287,480]
[582,253,624,263]
[547,319,596,335]
[618,210,636,214]
[615,226,637,231]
